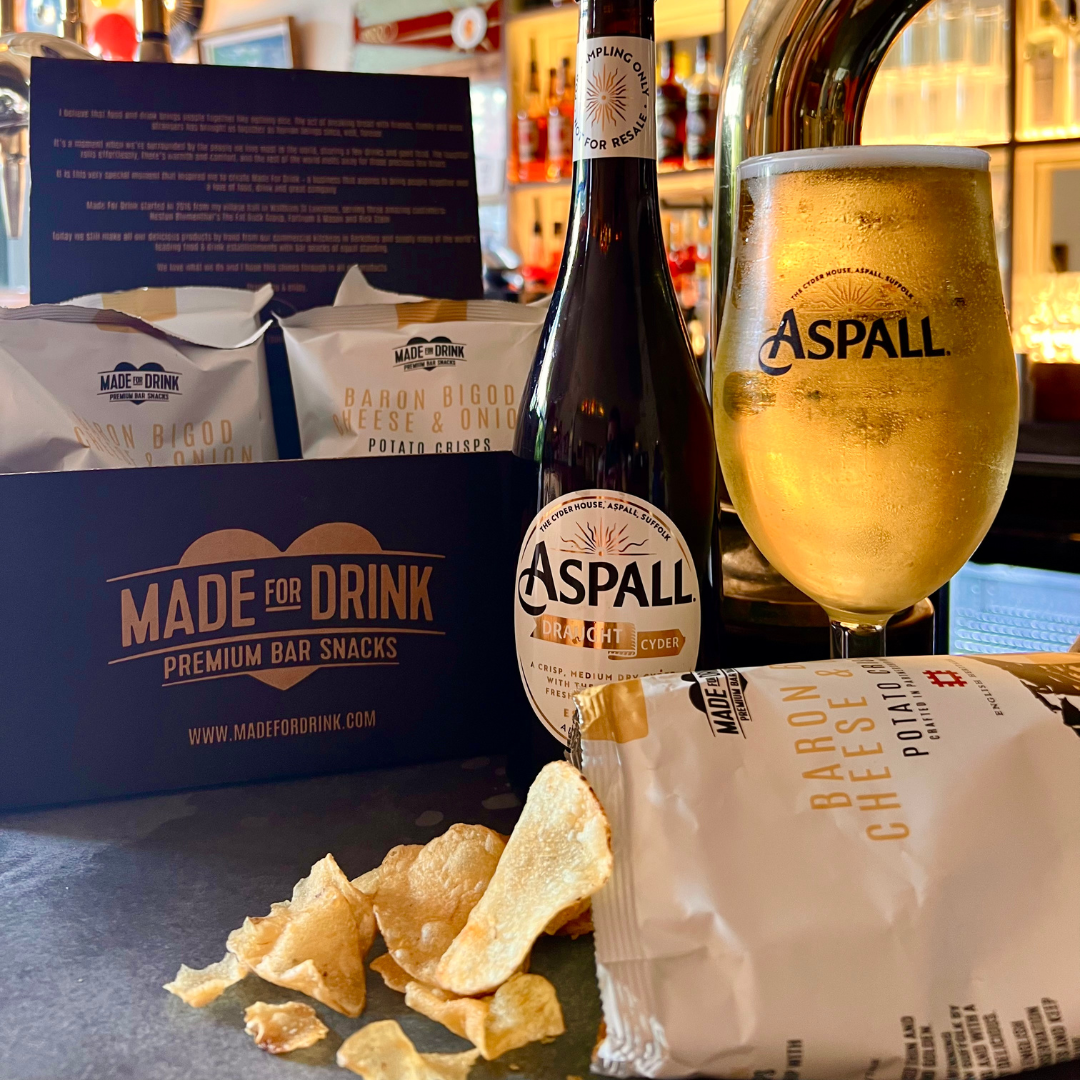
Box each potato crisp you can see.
[544,898,592,936]
[370,824,505,985]
[404,972,565,1060]
[227,853,375,1016]
[243,1000,328,1054]
[163,952,246,1007]
[336,1019,480,1080]
[369,953,413,994]
[435,762,612,996]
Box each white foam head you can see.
[738,145,990,180]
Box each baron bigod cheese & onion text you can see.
[281,295,545,459]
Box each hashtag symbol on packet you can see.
[923,669,967,688]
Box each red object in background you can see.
[355,0,501,52]
[90,13,138,61]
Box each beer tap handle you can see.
[62,0,85,46]
[137,0,173,62]
[711,0,934,357]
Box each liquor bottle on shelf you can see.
[547,64,572,181]
[511,0,722,781]
[546,219,564,279]
[656,40,687,171]
[690,208,712,368]
[665,212,683,293]
[521,197,549,302]
[1069,0,1080,131]
[878,27,911,142]
[868,42,902,142]
[672,210,698,312]
[1023,0,1068,136]
[517,39,548,183]
[685,36,719,168]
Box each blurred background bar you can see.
[6,0,1078,653]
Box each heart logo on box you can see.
[111,523,443,691]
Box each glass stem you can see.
[830,620,886,658]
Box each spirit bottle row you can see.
[512,35,721,183]
[516,200,716,359]
[657,37,721,171]
[1019,0,1080,138]
[516,44,574,183]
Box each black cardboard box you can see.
[0,452,521,810]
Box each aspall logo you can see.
[393,336,466,372]
[756,268,949,376]
[516,498,694,662]
[98,361,182,404]
[514,490,701,745]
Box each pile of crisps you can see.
[164,761,613,1076]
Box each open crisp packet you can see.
[577,653,1080,1079]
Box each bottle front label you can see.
[574,36,657,162]
[514,489,701,744]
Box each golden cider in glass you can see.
[714,147,1018,632]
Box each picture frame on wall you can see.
[197,17,299,68]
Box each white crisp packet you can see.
[280,298,545,458]
[0,301,276,473]
[577,653,1080,1080]
[333,265,425,306]
[64,283,272,349]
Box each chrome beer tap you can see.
[0,33,94,241]
[136,0,172,62]
[712,0,935,349]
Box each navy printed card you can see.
[29,59,482,309]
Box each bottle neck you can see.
[696,39,710,74]
[660,44,674,81]
[566,0,666,274]
[582,0,653,39]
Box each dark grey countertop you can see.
[6,757,1080,1080]
[0,756,605,1080]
